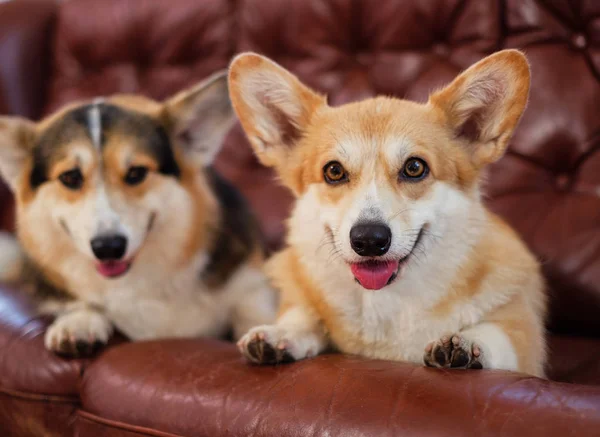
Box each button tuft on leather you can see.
[555,173,571,191]
[433,43,450,57]
[571,32,587,50]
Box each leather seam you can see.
[0,385,79,403]
[77,410,186,437]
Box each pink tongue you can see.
[96,261,130,278]
[350,260,399,290]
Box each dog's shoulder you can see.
[200,168,267,289]
[16,256,74,313]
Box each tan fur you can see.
[176,158,219,267]
[232,51,547,377]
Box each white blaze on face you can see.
[92,183,122,236]
[87,98,105,149]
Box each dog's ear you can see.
[429,50,530,167]
[228,53,326,169]
[0,117,35,191]
[164,71,235,167]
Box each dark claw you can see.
[450,348,470,368]
[434,346,449,366]
[424,336,483,370]
[55,339,105,358]
[247,337,295,365]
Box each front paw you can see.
[424,334,483,369]
[237,325,315,365]
[44,310,113,358]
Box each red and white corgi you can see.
[229,51,547,376]
[0,72,276,357]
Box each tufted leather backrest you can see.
[9,0,600,335]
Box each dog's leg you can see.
[44,301,113,358]
[231,282,278,341]
[237,306,328,364]
[0,232,25,283]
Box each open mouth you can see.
[350,227,424,291]
[350,260,400,290]
[96,260,131,279]
[94,212,155,280]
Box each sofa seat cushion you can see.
[78,338,600,437]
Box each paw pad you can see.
[424,335,483,369]
[245,334,295,365]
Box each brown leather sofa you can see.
[0,0,599,436]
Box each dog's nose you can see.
[350,223,391,257]
[91,235,128,261]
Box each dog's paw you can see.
[237,325,315,365]
[423,334,483,369]
[44,310,113,358]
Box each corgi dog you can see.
[229,51,547,377]
[0,72,276,357]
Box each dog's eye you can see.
[401,158,428,180]
[124,166,149,186]
[58,169,84,190]
[323,161,348,184]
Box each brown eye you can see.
[124,166,149,185]
[59,169,84,190]
[401,158,428,181]
[323,161,348,184]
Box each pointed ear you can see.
[429,50,530,167]
[164,71,235,167]
[0,116,36,191]
[228,53,326,169]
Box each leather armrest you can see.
[0,0,57,119]
[0,285,125,396]
[0,285,84,396]
[81,339,600,437]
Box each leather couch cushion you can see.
[45,0,234,113]
[0,0,57,235]
[0,286,125,396]
[0,286,83,396]
[237,0,501,106]
[488,1,600,336]
[79,338,600,437]
[0,0,56,120]
[0,390,79,437]
[0,286,82,437]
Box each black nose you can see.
[350,223,392,257]
[91,235,128,261]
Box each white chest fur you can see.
[327,289,465,362]
[103,261,231,340]
[296,225,489,363]
[58,252,266,341]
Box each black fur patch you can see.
[31,107,90,188]
[29,103,180,190]
[201,168,266,289]
[19,257,73,304]
[99,105,180,178]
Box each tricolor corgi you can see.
[0,72,276,357]
[229,51,547,376]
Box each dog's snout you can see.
[350,223,391,257]
[91,235,128,261]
